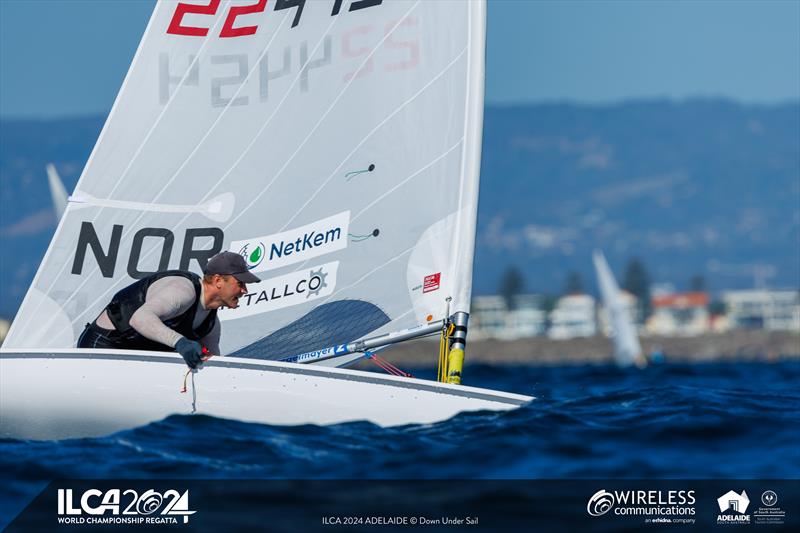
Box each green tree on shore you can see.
[499,266,524,310]
[623,258,651,319]
[708,300,727,316]
[564,271,584,295]
[690,275,706,292]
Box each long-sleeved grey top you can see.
[96,276,221,354]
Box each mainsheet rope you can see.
[438,322,455,383]
[365,351,413,378]
[180,347,212,394]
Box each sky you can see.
[0,0,798,118]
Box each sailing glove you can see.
[176,337,203,369]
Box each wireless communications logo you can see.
[587,490,615,516]
[586,488,696,525]
[57,488,196,525]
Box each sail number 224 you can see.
[167,0,382,36]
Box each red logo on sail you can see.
[423,273,441,293]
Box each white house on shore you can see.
[470,295,508,340]
[470,294,548,340]
[467,288,799,342]
[646,292,710,336]
[722,289,800,331]
[548,294,597,340]
[504,294,548,339]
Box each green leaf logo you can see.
[240,242,265,269]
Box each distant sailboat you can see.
[46,163,68,219]
[593,250,646,368]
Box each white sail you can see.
[5,0,485,363]
[46,163,69,219]
[592,250,645,367]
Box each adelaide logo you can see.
[717,489,750,524]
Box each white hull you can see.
[0,349,532,440]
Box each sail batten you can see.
[6,0,487,362]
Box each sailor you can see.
[77,251,260,368]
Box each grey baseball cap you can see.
[204,251,261,283]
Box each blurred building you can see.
[504,294,548,339]
[470,294,548,340]
[708,313,732,333]
[597,290,640,335]
[722,289,800,331]
[470,295,508,340]
[0,318,9,346]
[647,292,709,336]
[548,294,597,340]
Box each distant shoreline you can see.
[1,329,796,367]
[361,330,800,368]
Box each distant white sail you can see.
[593,250,645,367]
[46,163,68,219]
[5,0,484,362]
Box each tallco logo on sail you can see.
[218,261,339,321]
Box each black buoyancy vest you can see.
[105,271,217,351]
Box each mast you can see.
[445,0,485,383]
[445,311,468,384]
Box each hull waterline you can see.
[0,349,532,440]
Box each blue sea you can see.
[2,360,798,529]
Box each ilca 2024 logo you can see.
[57,488,196,525]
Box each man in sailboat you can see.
[77,251,260,368]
